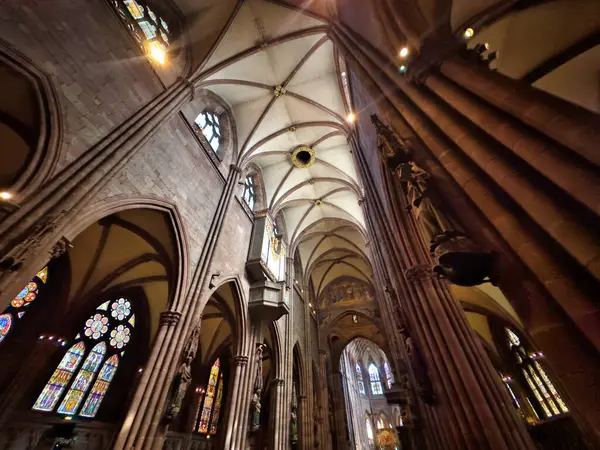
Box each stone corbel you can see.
[232,355,249,367]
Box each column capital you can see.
[159,311,182,327]
[404,264,433,284]
[232,355,249,367]
[271,378,285,387]
[230,164,243,174]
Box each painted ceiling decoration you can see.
[196,0,373,299]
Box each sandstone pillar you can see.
[0,337,61,428]
[439,57,600,168]
[269,378,285,450]
[332,24,600,443]
[221,355,250,449]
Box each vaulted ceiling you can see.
[195,0,373,299]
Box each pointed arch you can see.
[0,39,62,198]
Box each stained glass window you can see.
[242,176,256,210]
[506,328,568,420]
[368,363,383,395]
[58,342,106,415]
[33,298,135,418]
[209,374,224,434]
[355,363,365,395]
[0,267,48,344]
[33,342,86,412]
[195,112,221,152]
[384,361,393,389]
[111,0,170,59]
[196,358,224,434]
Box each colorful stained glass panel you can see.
[58,343,106,415]
[197,359,220,434]
[33,342,85,411]
[124,0,144,19]
[0,314,13,343]
[37,267,48,283]
[209,375,224,434]
[80,355,119,418]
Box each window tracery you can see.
[242,175,256,210]
[506,328,568,419]
[110,0,171,61]
[32,297,135,418]
[368,363,383,395]
[195,111,221,153]
[0,267,48,344]
[355,363,365,395]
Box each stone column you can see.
[318,350,331,450]
[423,72,600,217]
[332,27,536,450]
[115,310,182,450]
[329,371,349,449]
[332,24,600,444]
[0,337,62,427]
[439,56,600,168]
[221,355,250,449]
[269,378,285,450]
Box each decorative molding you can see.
[159,311,182,327]
[49,237,72,260]
[229,164,243,173]
[232,355,249,367]
[404,264,433,283]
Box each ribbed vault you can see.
[196,0,373,298]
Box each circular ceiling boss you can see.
[291,146,315,168]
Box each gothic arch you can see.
[63,196,190,308]
[0,39,62,198]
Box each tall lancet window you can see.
[196,358,225,435]
[368,363,383,395]
[507,328,569,419]
[355,363,365,394]
[384,360,393,389]
[32,298,135,418]
[0,266,48,343]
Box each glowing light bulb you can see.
[148,41,166,64]
[399,47,410,58]
[347,112,356,123]
[399,65,407,73]
[464,28,475,39]
[0,191,12,200]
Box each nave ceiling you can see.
[195,0,373,300]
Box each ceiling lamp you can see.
[0,191,12,200]
[347,112,356,123]
[399,65,407,73]
[463,28,475,39]
[291,146,315,168]
[399,47,410,59]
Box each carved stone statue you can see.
[290,382,299,444]
[372,115,496,286]
[166,354,193,421]
[398,161,454,245]
[250,344,264,432]
[165,326,200,421]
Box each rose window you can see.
[111,298,132,320]
[84,314,109,339]
[110,324,131,349]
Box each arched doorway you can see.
[0,207,181,449]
